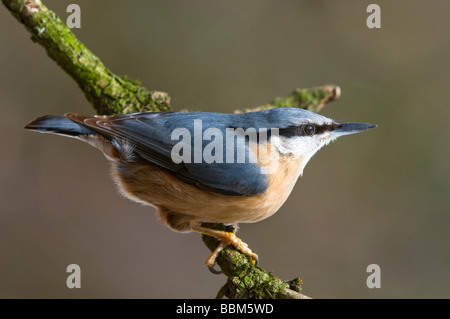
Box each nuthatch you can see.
[25,107,376,273]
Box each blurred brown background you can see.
[1,0,449,298]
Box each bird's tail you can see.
[24,114,123,161]
[24,115,96,137]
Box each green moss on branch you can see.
[201,223,310,299]
[235,85,340,114]
[4,0,340,299]
[2,0,170,115]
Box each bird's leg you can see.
[191,224,259,273]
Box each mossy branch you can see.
[2,0,170,115]
[235,85,340,114]
[4,0,340,299]
[201,223,311,299]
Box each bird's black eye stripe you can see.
[314,123,339,134]
[278,123,339,137]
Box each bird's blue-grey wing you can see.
[91,112,268,196]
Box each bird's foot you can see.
[191,225,259,274]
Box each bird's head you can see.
[256,108,376,171]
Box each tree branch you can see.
[201,223,311,299]
[5,0,340,298]
[3,0,170,115]
[235,84,340,114]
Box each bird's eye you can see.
[303,124,316,136]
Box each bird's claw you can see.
[205,234,259,274]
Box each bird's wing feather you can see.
[70,112,268,196]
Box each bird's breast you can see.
[110,141,307,228]
[238,142,306,222]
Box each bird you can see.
[24,107,376,273]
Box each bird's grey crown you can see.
[116,107,334,132]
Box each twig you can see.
[234,85,340,114]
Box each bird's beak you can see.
[332,122,377,137]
